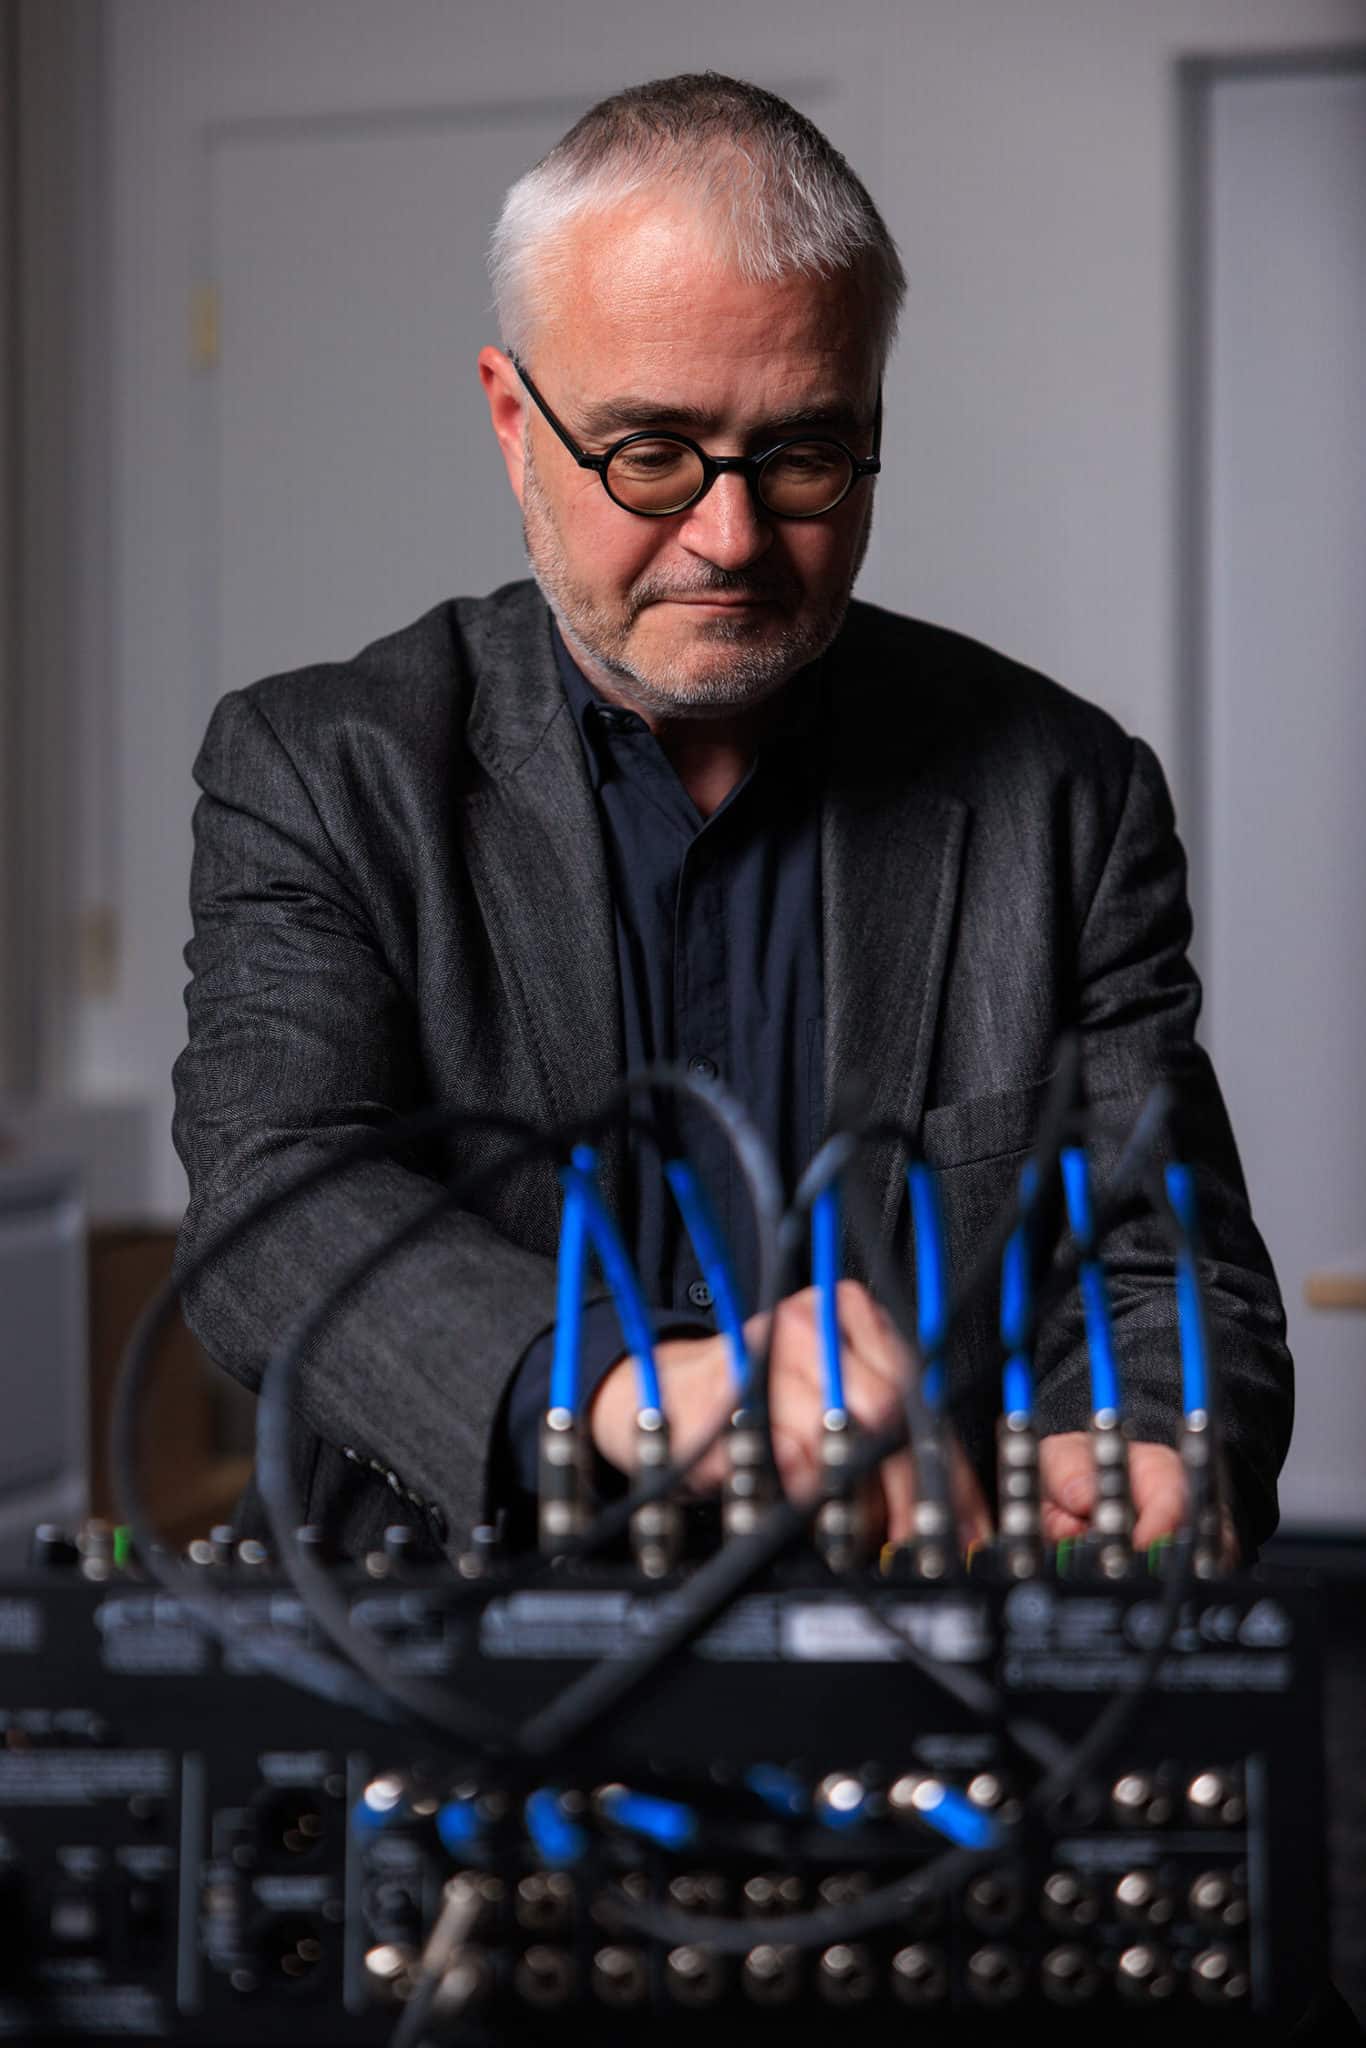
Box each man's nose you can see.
[677,471,773,571]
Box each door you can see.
[1203,62,1366,1530]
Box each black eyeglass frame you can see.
[511,355,882,521]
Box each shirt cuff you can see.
[498,1300,712,1495]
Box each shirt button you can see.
[687,1056,718,1081]
[687,1279,715,1310]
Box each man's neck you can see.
[568,647,791,819]
[655,730,755,818]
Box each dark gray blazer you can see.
[172,579,1291,1560]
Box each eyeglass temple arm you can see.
[865,385,884,468]
[510,355,604,472]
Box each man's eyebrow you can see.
[573,394,868,441]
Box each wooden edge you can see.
[1303,1270,1366,1312]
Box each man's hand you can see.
[1039,1432,1183,1547]
[589,1281,991,1549]
[1040,1432,1240,1561]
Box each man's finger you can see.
[770,1422,820,1496]
[834,1280,907,1387]
[1130,1443,1187,1548]
[1039,1430,1098,1519]
[1040,1501,1089,1543]
[767,1370,829,1490]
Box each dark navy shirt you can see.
[499,622,825,1489]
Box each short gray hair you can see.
[489,72,906,369]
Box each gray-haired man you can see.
[174,74,1290,1567]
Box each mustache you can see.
[629,568,794,609]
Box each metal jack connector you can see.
[909,1497,953,1581]
[903,1426,955,1580]
[631,1407,682,1578]
[1085,1409,1133,1578]
[816,1409,867,1571]
[1181,1410,1225,1577]
[538,1407,590,1557]
[723,1410,777,1539]
[996,1413,1042,1577]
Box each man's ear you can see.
[478,346,527,506]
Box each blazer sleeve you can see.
[172,688,564,1552]
[1030,734,1293,1554]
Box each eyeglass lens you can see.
[605,438,855,517]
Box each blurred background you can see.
[0,10,1362,1570]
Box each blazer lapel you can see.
[822,762,968,1239]
[462,594,624,1203]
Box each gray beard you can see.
[520,446,867,719]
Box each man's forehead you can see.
[538,198,876,368]
[567,384,871,441]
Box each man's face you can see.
[480,199,880,722]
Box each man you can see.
[173,73,1291,1567]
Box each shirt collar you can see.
[552,621,641,791]
[550,616,824,791]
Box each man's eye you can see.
[767,445,843,479]
[610,441,692,478]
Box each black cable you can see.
[579,1085,1202,1953]
[252,1068,784,1747]
[255,1141,552,1754]
[112,1071,779,1738]
[111,1263,400,1719]
[1036,1529,1196,1815]
[251,1093,745,1748]
[410,1067,1198,1958]
[111,1102,555,1728]
[787,1127,946,1523]
[513,1071,1177,1769]
[827,1575,1070,1776]
[600,1520,1197,1956]
[116,1043,1198,1961]
[826,1042,1087,1755]
[852,1033,1085,1390]
[609,1549,1199,1958]
[385,1871,483,2048]
[418,1066,1202,1959]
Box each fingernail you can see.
[1062,1478,1091,1512]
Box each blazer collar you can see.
[460,588,626,1199]
[820,617,970,1235]
[463,580,569,777]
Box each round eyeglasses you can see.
[512,357,881,521]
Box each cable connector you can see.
[1180,1410,1225,1578]
[995,1411,1042,1578]
[908,1493,954,1581]
[899,1424,955,1580]
[888,1772,1003,1850]
[722,1409,777,1539]
[538,1406,590,1557]
[630,1406,682,1578]
[1083,1408,1134,1579]
[815,1408,868,1572]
